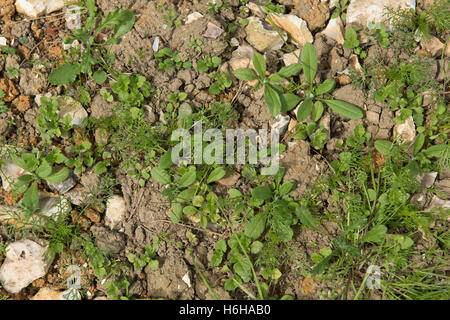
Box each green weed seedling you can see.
[127,236,160,271]
[293,122,328,150]
[162,7,181,28]
[49,0,135,85]
[6,65,19,79]
[0,90,7,114]
[1,45,16,56]
[36,96,73,143]
[152,161,228,228]
[343,27,367,59]
[262,0,285,14]
[8,148,69,217]
[234,44,363,120]
[76,86,92,106]
[109,73,154,108]
[208,71,232,95]
[188,37,203,53]
[366,22,390,47]
[66,138,94,175]
[244,167,297,243]
[208,1,229,15]
[154,47,192,71]
[196,56,222,72]
[331,0,349,20]
[386,1,449,48]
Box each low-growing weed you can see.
[234,44,364,120]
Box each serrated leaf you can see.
[245,212,267,240]
[94,161,107,175]
[215,239,227,252]
[311,254,332,275]
[343,27,359,49]
[250,241,264,254]
[295,206,318,231]
[268,73,283,82]
[210,250,224,267]
[374,140,392,155]
[49,63,81,85]
[151,166,171,185]
[170,203,182,223]
[279,181,295,195]
[13,174,33,195]
[228,188,242,198]
[183,205,197,215]
[21,153,39,172]
[252,186,273,200]
[176,188,196,203]
[301,43,317,85]
[323,99,363,119]
[424,144,448,158]
[9,152,27,170]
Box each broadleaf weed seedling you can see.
[7,147,70,218]
[49,0,135,85]
[234,44,364,120]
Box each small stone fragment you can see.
[15,0,65,18]
[218,172,240,186]
[85,208,101,224]
[38,192,72,218]
[245,17,287,52]
[11,95,32,113]
[266,13,313,47]
[105,195,126,230]
[0,151,27,192]
[294,0,330,31]
[417,172,438,191]
[203,22,224,39]
[420,36,444,58]
[46,173,76,194]
[283,49,301,66]
[19,68,47,95]
[321,17,344,45]
[185,12,203,24]
[366,111,379,124]
[393,115,415,143]
[271,114,291,137]
[0,239,52,294]
[346,0,415,28]
[31,287,65,300]
[428,195,450,210]
[348,54,363,73]
[0,78,19,102]
[57,96,88,127]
